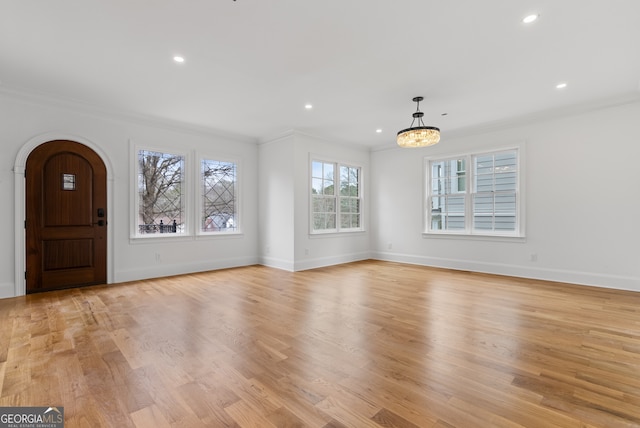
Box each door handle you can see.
[95,208,106,226]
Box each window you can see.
[133,147,243,239]
[137,149,185,235]
[473,152,518,232]
[311,160,362,233]
[430,158,466,231]
[339,165,361,229]
[426,148,522,236]
[201,159,238,233]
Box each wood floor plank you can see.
[370,407,423,428]
[266,405,310,428]
[211,364,284,417]
[130,405,172,428]
[314,396,383,428]
[176,380,240,427]
[224,399,278,428]
[1,260,640,427]
[251,372,334,427]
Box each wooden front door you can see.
[26,140,107,293]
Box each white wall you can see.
[292,132,370,271]
[3,89,639,298]
[1,90,259,298]
[371,100,640,292]
[258,133,296,270]
[259,131,370,271]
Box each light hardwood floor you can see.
[1,260,639,427]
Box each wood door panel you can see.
[41,227,96,240]
[26,140,107,293]
[43,153,93,227]
[42,269,96,287]
[43,239,93,270]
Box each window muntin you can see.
[472,151,517,232]
[312,161,336,231]
[137,149,185,235]
[339,165,361,229]
[426,148,520,236]
[201,159,238,233]
[430,158,466,231]
[312,160,362,233]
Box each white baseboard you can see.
[4,253,635,300]
[260,256,295,272]
[371,251,640,292]
[293,251,370,272]
[114,255,260,283]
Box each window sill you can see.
[310,229,366,237]
[422,232,526,243]
[130,231,245,244]
[129,234,194,244]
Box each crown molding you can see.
[371,92,640,152]
[444,92,640,140]
[259,128,374,153]
[0,85,258,144]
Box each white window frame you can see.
[424,143,525,239]
[130,143,191,240]
[310,157,364,235]
[196,154,242,237]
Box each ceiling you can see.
[2,0,640,148]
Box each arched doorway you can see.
[25,140,107,293]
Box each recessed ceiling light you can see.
[522,14,539,24]
[173,56,185,63]
[556,82,568,89]
[376,129,382,133]
[304,104,313,109]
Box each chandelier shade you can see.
[397,96,440,148]
[397,126,440,148]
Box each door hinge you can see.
[25,271,27,280]
[24,220,27,229]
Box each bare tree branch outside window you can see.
[138,150,184,234]
[202,159,237,232]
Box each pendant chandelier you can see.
[397,96,440,148]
